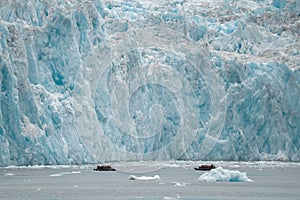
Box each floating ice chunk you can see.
[166,163,181,168]
[128,175,160,180]
[61,172,72,175]
[5,173,15,176]
[163,197,178,200]
[49,173,62,177]
[198,167,252,182]
[172,182,190,187]
[49,171,81,177]
[71,171,81,174]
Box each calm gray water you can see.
[1,161,300,200]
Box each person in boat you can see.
[194,164,216,170]
[94,164,116,171]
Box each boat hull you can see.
[93,168,116,171]
[194,167,214,171]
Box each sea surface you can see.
[1,161,300,200]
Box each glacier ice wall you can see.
[0,0,299,166]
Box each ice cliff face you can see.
[0,0,299,166]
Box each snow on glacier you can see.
[0,0,299,166]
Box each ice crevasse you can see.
[0,0,299,166]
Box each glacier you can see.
[0,0,299,166]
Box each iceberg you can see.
[198,167,252,182]
[0,0,299,166]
